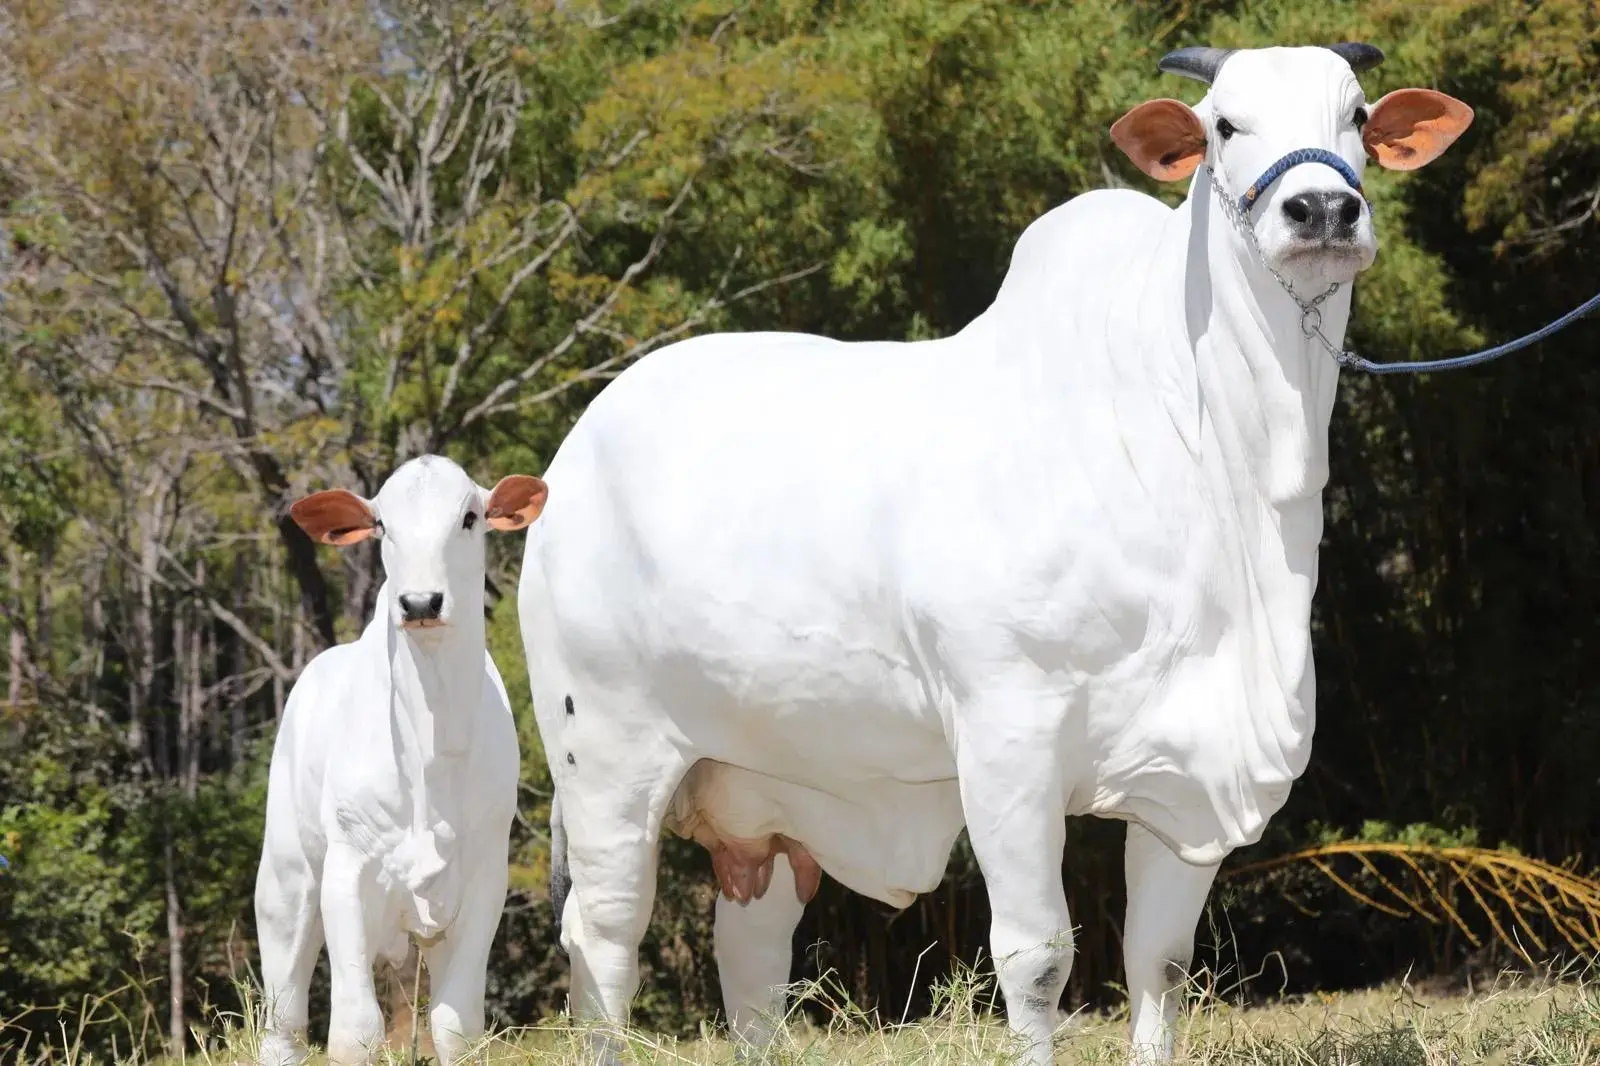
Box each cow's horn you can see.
[1156,47,1236,85]
[1324,42,1386,73]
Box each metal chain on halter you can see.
[1205,166,1359,368]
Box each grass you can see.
[10,968,1600,1065]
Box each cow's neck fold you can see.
[1174,173,1348,748]
[381,584,484,832]
[1184,174,1346,509]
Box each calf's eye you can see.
[462,511,478,531]
[1353,106,1369,128]
[1216,117,1237,140]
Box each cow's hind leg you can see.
[713,850,808,1052]
[954,705,1073,1066]
[554,720,686,1063]
[254,846,324,1066]
[1123,823,1218,1064]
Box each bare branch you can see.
[453,171,702,432]
[156,545,297,682]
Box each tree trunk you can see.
[174,588,188,782]
[229,554,248,772]
[84,559,105,711]
[348,540,380,636]
[6,546,23,706]
[164,832,187,1058]
[33,539,52,668]
[142,238,338,652]
[129,494,163,764]
[182,561,204,796]
[275,509,337,651]
[270,549,286,719]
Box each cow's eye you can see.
[1216,117,1237,141]
[462,511,478,531]
[1353,106,1369,128]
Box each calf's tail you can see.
[549,789,571,956]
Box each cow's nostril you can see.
[1282,195,1313,226]
[427,592,444,615]
[1336,195,1361,228]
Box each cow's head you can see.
[290,455,547,633]
[1111,44,1473,290]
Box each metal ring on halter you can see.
[1301,306,1322,337]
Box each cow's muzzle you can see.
[399,591,446,628]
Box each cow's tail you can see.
[548,788,571,956]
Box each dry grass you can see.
[474,974,1600,1065]
[13,968,1600,1065]
[15,835,1600,1065]
[16,839,1600,1065]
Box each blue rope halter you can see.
[1222,150,1599,374]
[1239,147,1364,215]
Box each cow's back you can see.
[522,331,972,786]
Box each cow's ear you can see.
[484,475,548,532]
[290,489,379,547]
[1111,99,1207,181]
[1363,88,1473,171]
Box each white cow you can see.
[516,45,1472,1064]
[255,456,547,1065]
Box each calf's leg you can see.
[1122,823,1218,1064]
[954,706,1073,1066]
[713,850,808,1051]
[423,857,511,1063]
[254,844,324,1066]
[320,844,386,1064]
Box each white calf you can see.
[255,455,546,1065]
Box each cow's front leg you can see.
[422,855,510,1063]
[254,839,324,1066]
[556,735,686,1064]
[1123,822,1218,1063]
[955,707,1072,1066]
[320,844,386,1064]
[713,850,808,1052]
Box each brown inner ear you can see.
[289,489,378,546]
[1363,88,1474,171]
[485,475,549,531]
[1110,98,1207,182]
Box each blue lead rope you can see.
[1337,291,1600,375]
[1233,149,1599,375]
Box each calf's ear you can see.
[485,475,548,532]
[290,489,379,546]
[1364,88,1474,171]
[1111,98,1207,181]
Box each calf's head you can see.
[290,455,547,634]
[1111,44,1473,290]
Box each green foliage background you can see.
[2,0,1599,1055]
